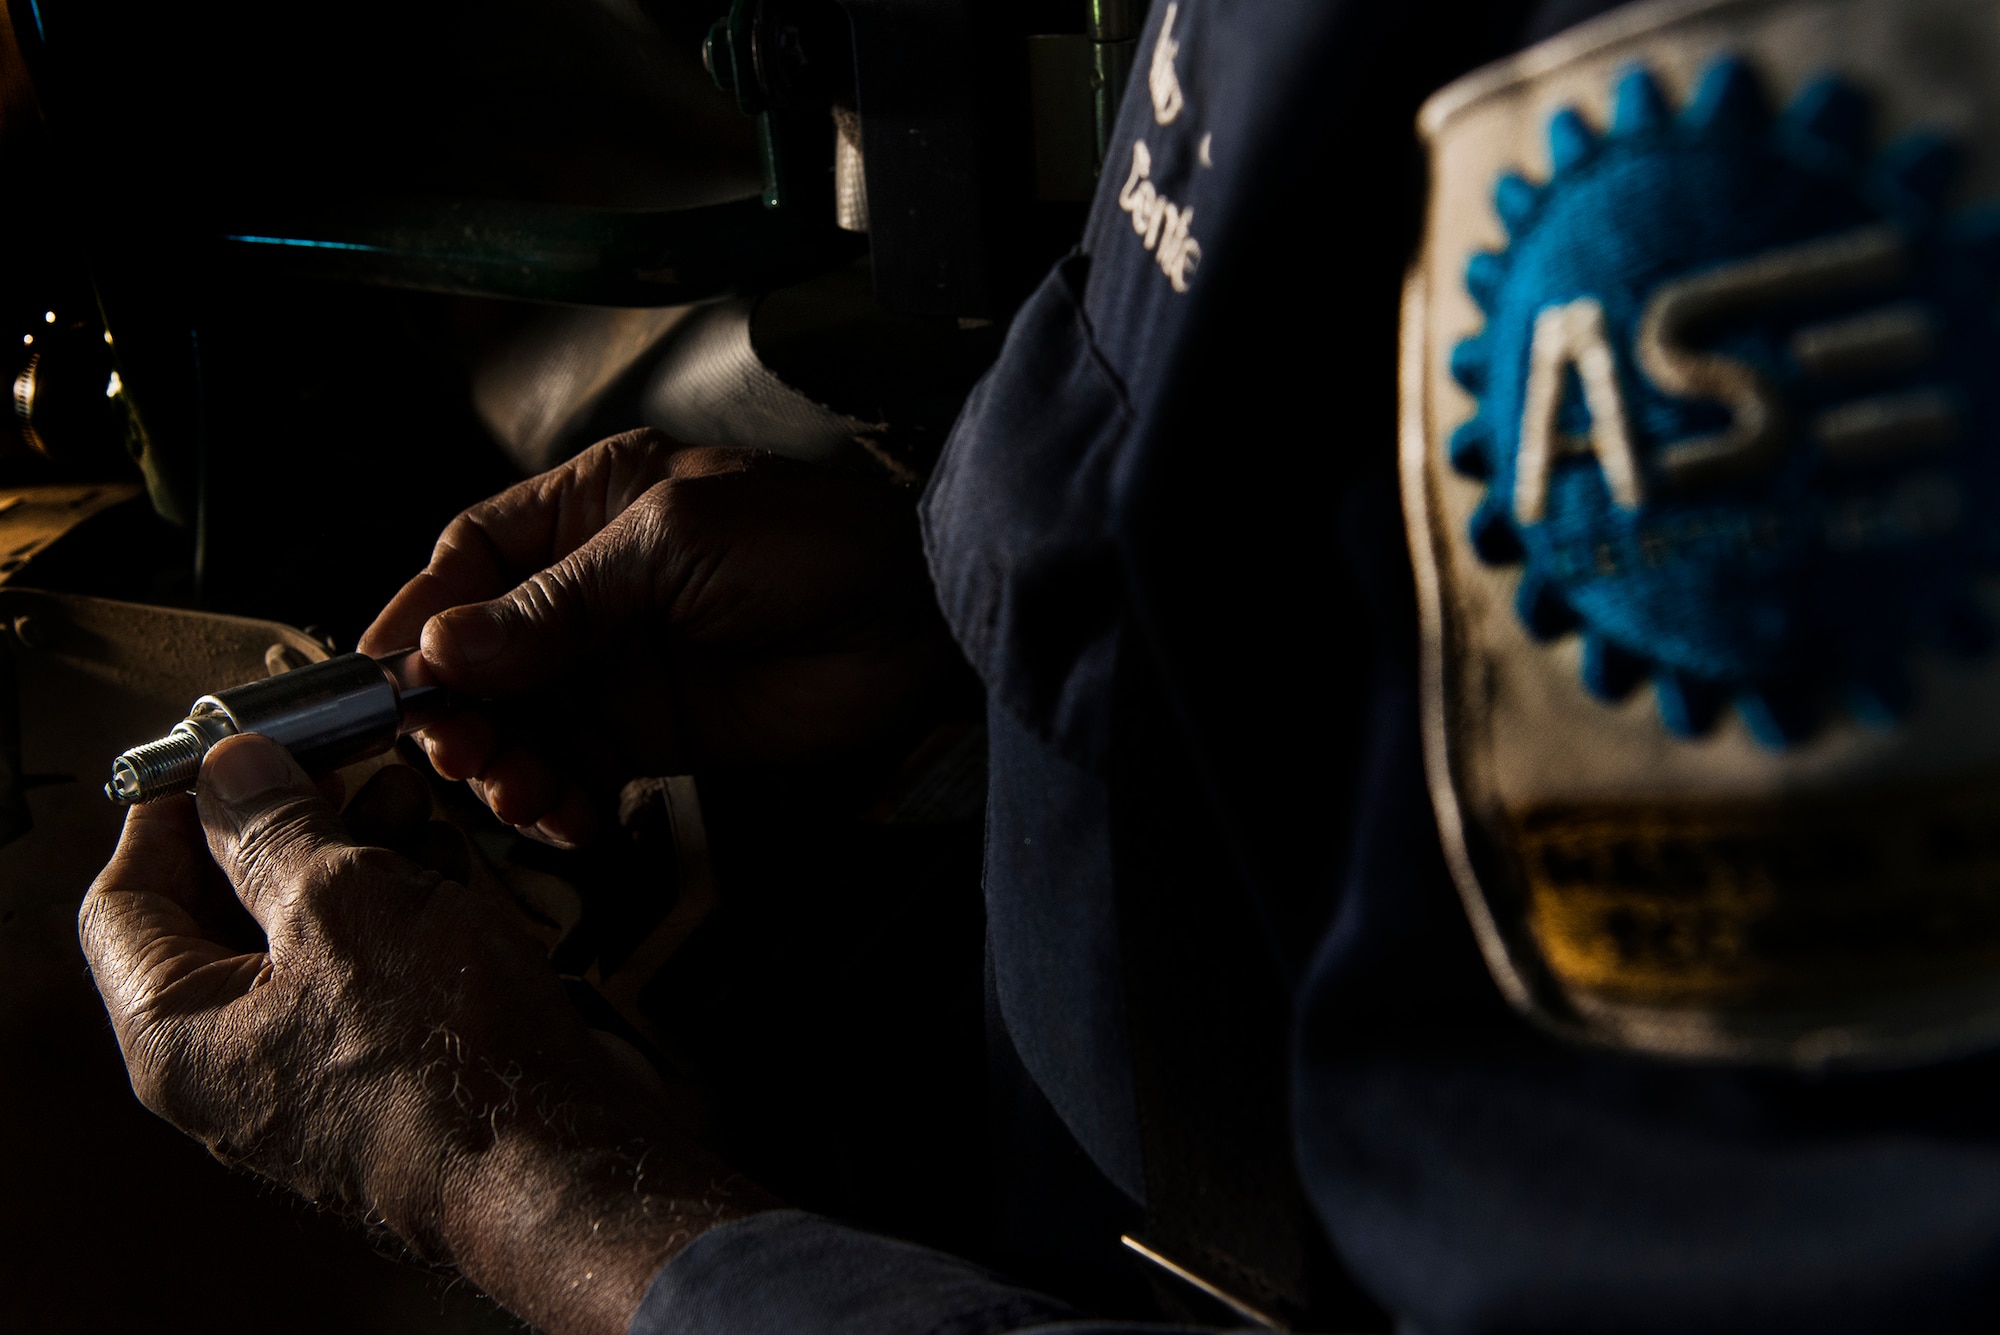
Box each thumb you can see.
[196,734,351,937]
[420,487,676,698]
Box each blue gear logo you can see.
[1452,57,2000,746]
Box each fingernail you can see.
[204,737,299,806]
[432,608,506,666]
[526,822,580,852]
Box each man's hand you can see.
[78,734,775,1335]
[358,431,964,847]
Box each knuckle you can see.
[599,426,675,467]
[293,848,347,905]
[295,844,429,939]
[339,842,417,884]
[625,491,678,560]
[124,1022,191,1118]
[639,477,680,521]
[126,1061,173,1116]
[232,798,335,884]
[75,888,107,959]
[599,431,684,511]
[515,565,583,633]
[303,843,383,904]
[431,512,486,567]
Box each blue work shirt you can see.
[635,1,2000,1331]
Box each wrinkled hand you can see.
[358,431,963,847]
[78,735,773,1335]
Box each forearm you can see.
[441,1119,780,1335]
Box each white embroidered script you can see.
[1149,3,1184,125]
[1117,139,1202,293]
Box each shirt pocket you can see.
[920,252,1137,771]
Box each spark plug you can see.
[105,649,454,806]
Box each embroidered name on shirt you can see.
[1117,139,1202,293]
[1150,3,1184,124]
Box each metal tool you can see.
[104,649,454,806]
